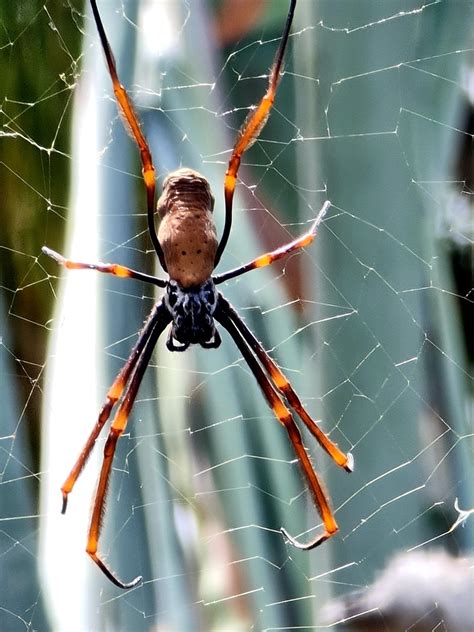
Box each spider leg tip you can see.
[42,245,55,258]
[112,573,143,590]
[345,452,354,473]
[280,527,318,551]
[61,493,68,515]
[42,245,63,264]
[319,199,331,219]
[310,200,331,233]
[89,551,143,589]
[280,525,334,551]
[280,526,292,544]
[122,574,143,590]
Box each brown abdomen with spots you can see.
[157,168,218,288]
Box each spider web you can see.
[1,1,473,631]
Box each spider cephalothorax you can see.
[164,279,220,351]
[42,0,353,590]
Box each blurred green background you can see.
[1,1,472,630]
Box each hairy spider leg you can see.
[214,201,330,284]
[42,246,166,289]
[89,0,166,271]
[214,0,297,266]
[216,305,339,550]
[60,302,170,515]
[86,301,171,589]
[221,296,353,474]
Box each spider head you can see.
[165,279,220,351]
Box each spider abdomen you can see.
[157,168,218,288]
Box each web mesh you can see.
[0,1,472,630]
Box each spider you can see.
[43,0,353,589]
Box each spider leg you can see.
[214,0,297,266]
[215,301,339,550]
[60,301,170,514]
[42,246,166,288]
[89,0,166,270]
[86,301,171,589]
[214,201,329,284]
[219,295,353,473]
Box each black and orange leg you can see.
[42,246,166,288]
[85,301,170,589]
[219,295,353,474]
[216,305,339,550]
[89,0,166,270]
[214,0,297,266]
[60,302,171,515]
[214,201,329,284]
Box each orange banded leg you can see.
[86,301,170,589]
[215,0,297,266]
[216,305,339,550]
[214,201,330,284]
[60,302,169,514]
[221,295,353,473]
[42,246,166,288]
[89,0,166,270]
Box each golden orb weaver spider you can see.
[43,0,353,589]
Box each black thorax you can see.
[164,279,221,351]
